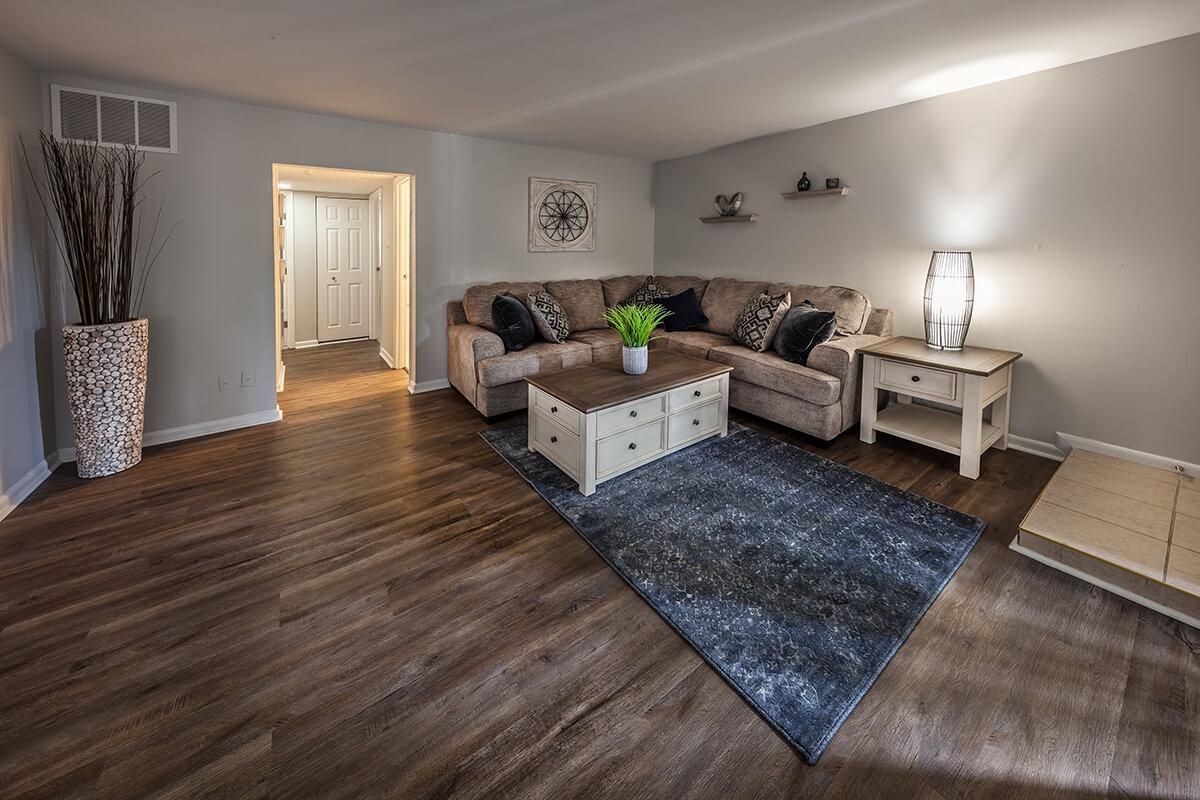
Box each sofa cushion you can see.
[463,281,545,331]
[569,328,623,361]
[528,291,571,343]
[656,275,710,298]
[476,340,592,388]
[701,278,770,335]
[773,301,837,364]
[731,292,791,352]
[661,288,708,332]
[491,293,537,351]
[620,276,671,305]
[545,279,607,331]
[653,330,730,360]
[709,345,841,405]
[767,283,871,335]
[600,275,648,308]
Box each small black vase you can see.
[796,172,811,192]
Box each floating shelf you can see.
[780,187,850,199]
[699,214,758,224]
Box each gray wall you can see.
[0,45,54,500]
[653,34,1200,461]
[40,75,655,447]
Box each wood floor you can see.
[1,339,1196,799]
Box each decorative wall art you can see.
[528,177,597,252]
[713,192,744,217]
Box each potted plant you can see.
[24,132,174,478]
[602,303,671,375]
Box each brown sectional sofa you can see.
[447,276,893,440]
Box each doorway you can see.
[270,164,414,394]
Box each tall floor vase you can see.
[62,319,148,478]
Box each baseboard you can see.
[0,452,62,523]
[58,408,284,463]
[1056,432,1198,478]
[1006,434,1065,462]
[379,348,396,369]
[294,339,320,349]
[409,378,451,394]
[276,363,286,393]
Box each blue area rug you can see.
[480,421,985,763]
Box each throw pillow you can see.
[620,276,671,305]
[527,291,571,343]
[661,288,708,332]
[490,292,536,351]
[731,292,791,352]
[773,300,837,364]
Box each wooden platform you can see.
[1013,447,1200,626]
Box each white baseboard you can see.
[379,348,396,369]
[58,408,284,463]
[409,378,450,394]
[1056,432,1198,478]
[294,339,320,349]
[1007,434,1065,462]
[0,452,62,523]
[276,363,286,393]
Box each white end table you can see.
[858,337,1022,479]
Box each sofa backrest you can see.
[768,282,871,335]
[699,278,770,335]
[655,275,709,297]
[600,275,647,307]
[462,281,545,331]
[545,279,607,331]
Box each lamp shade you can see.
[923,250,974,350]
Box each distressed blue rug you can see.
[480,421,985,763]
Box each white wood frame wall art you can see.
[528,177,597,252]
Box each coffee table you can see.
[525,351,733,495]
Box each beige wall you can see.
[38,75,655,448]
[0,44,55,504]
[653,34,1200,461]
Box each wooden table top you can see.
[525,351,732,413]
[858,336,1022,377]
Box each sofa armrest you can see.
[863,308,893,337]
[447,323,504,402]
[806,334,888,436]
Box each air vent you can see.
[51,85,177,153]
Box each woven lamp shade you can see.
[923,250,974,350]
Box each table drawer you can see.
[597,394,666,437]
[668,377,723,411]
[596,419,666,476]
[878,359,957,401]
[667,399,721,448]
[532,388,581,434]
[531,410,580,477]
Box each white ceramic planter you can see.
[622,345,648,375]
[62,319,148,478]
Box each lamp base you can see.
[924,341,964,351]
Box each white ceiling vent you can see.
[51,85,177,153]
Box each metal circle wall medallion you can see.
[538,189,588,243]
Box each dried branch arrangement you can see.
[22,132,176,325]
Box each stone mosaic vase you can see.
[62,319,148,478]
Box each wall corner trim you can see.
[1006,434,1066,462]
[379,348,396,369]
[0,453,63,523]
[1056,432,1199,478]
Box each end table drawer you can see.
[668,399,721,447]
[531,411,580,477]
[597,395,665,437]
[669,377,723,411]
[532,389,581,434]
[596,419,665,476]
[879,359,957,401]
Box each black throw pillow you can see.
[491,292,536,351]
[660,288,708,332]
[773,300,837,364]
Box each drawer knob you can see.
[630,410,637,417]
[551,406,558,413]
[550,436,557,443]
[628,442,637,450]
[693,418,700,425]
[693,389,701,397]
[910,375,920,383]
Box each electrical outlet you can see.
[218,376,233,391]
[241,370,256,388]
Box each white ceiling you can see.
[3,1,1198,161]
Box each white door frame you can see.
[281,191,296,350]
[316,195,371,343]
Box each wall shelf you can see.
[780,187,850,199]
[699,214,758,224]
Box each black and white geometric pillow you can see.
[527,291,571,343]
[621,277,671,305]
[731,292,792,352]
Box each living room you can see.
[0,2,1197,798]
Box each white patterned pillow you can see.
[620,276,671,305]
[731,292,791,352]
[527,291,571,343]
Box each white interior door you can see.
[317,196,370,342]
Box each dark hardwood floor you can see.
[1,339,1195,799]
